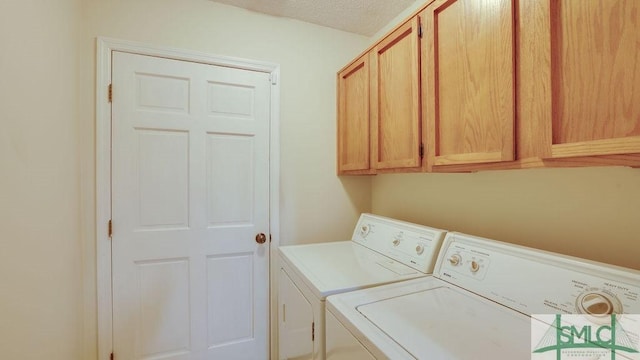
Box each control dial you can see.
[448,254,462,266]
[576,289,622,316]
[392,231,405,247]
[415,244,424,255]
[470,260,480,273]
[359,225,371,238]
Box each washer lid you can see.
[279,241,423,299]
[357,286,531,360]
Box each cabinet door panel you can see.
[337,55,370,173]
[550,0,640,158]
[372,17,422,170]
[423,0,515,167]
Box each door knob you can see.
[256,233,267,244]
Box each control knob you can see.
[448,254,461,266]
[392,238,401,246]
[470,260,480,273]
[360,225,371,238]
[576,289,622,317]
[415,244,424,255]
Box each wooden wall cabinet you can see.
[337,17,423,175]
[337,54,372,174]
[520,0,640,166]
[426,0,640,171]
[371,17,423,172]
[421,0,516,171]
[337,0,640,175]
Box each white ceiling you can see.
[210,0,417,36]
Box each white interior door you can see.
[111,51,270,360]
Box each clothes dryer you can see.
[278,213,447,360]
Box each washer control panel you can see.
[352,214,447,274]
[442,248,491,280]
[435,232,640,316]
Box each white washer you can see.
[277,213,448,360]
[327,232,640,360]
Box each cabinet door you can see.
[422,0,515,168]
[371,17,422,171]
[542,0,640,158]
[337,54,371,174]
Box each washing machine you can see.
[277,213,447,360]
[326,232,640,359]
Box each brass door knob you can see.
[256,233,267,244]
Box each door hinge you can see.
[269,234,272,243]
[312,321,315,341]
[108,219,113,238]
[110,352,114,360]
[418,23,423,38]
[419,143,424,158]
[269,73,278,85]
[108,84,113,103]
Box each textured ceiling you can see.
[210,0,417,36]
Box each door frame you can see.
[96,37,281,360]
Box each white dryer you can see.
[277,213,447,360]
[326,232,640,359]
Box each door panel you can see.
[372,17,421,170]
[207,81,255,117]
[548,0,640,158]
[137,130,189,229]
[136,73,190,113]
[206,134,254,225]
[112,51,270,360]
[137,259,191,358]
[337,55,371,173]
[207,254,254,346]
[423,0,515,166]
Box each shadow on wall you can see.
[339,175,372,213]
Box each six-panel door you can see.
[111,51,270,359]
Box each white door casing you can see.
[98,42,279,360]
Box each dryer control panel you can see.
[352,214,447,274]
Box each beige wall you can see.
[371,167,640,270]
[79,0,370,358]
[0,0,82,359]
[0,0,372,358]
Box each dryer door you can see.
[279,268,314,359]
